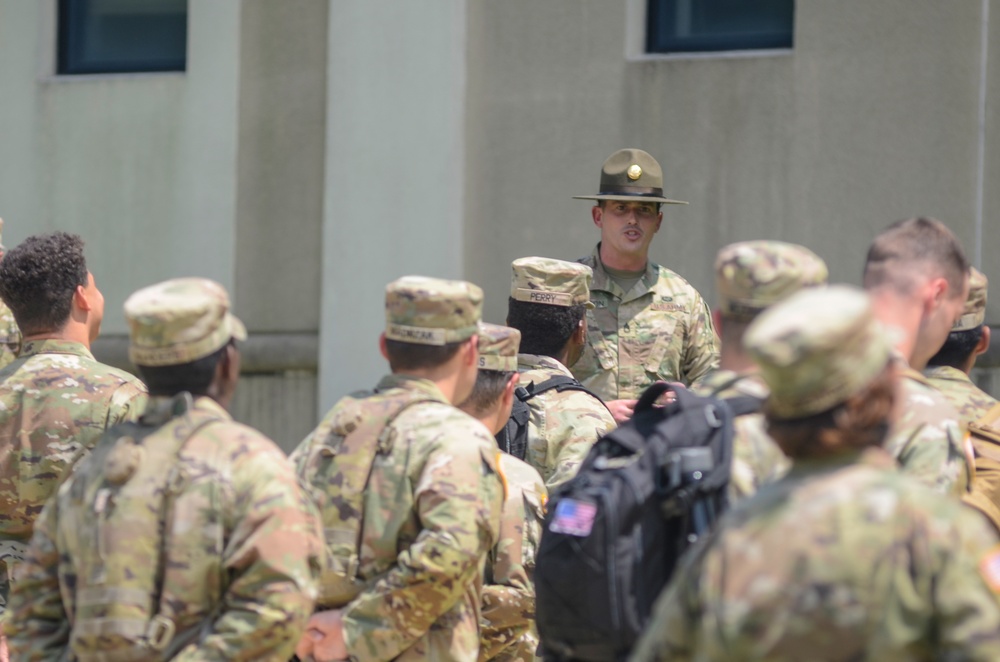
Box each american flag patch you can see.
[549,498,597,537]
[980,546,1000,592]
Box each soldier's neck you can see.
[867,289,919,367]
[23,321,92,349]
[599,244,647,273]
[394,368,463,404]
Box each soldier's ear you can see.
[591,205,603,228]
[977,326,992,357]
[378,333,389,361]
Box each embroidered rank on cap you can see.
[979,545,1000,592]
[627,164,642,180]
[549,498,597,537]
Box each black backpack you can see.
[533,381,762,662]
[495,375,608,460]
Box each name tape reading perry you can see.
[513,288,574,307]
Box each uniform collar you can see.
[140,393,233,426]
[923,365,973,385]
[375,373,451,404]
[19,338,94,361]
[588,243,658,300]
[786,446,895,479]
[517,353,573,376]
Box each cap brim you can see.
[572,194,688,205]
[227,313,248,342]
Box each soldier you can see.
[699,240,828,500]
[292,276,503,662]
[9,277,324,660]
[457,323,546,662]
[923,268,1000,530]
[571,148,719,422]
[0,219,21,369]
[631,286,1000,661]
[864,217,972,496]
[506,257,616,489]
[0,232,147,656]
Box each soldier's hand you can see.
[295,610,347,662]
[0,628,8,662]
[607,399,638,423]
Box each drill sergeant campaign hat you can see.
[385,276,483,346]
[954,267,988,332]
[745,285,893,420]
[715,240,829,320]
[478,323,521,372]
[511,257,595,309]
[125,277,247,367]
[572,148,688,205]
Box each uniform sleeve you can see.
[7,499,71,661]
[106,379,150,427]
[172,450,324,662]
[933,508,1000,659]
[894,419,970,497]
[964,436,1000,533]
[480,480,545,661]
[682,294,720,389]
[542,395,615,490]
[342,434,503,662]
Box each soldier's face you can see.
[592,201,662,260]
[914,273,969,369]
[84,271,105,342]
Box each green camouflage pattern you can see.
[510,257,595,309]
[574,246,719,400]
[0,300,20,370]
[481,453,546,662]
[479,323,520,373]
[8,394,324,661]
[125,277,247,367]
[630,449,1000,662]
[292,374,503,662]
[385,276,483,346]
[884,367,972,497]
[714,240,828,319]
[955,266,988,331]
[518,353,616,489]
[744,286,892,419]
[695,370,789,502]
[925,365,998,424]
[0,339,147,620]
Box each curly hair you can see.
[507,298,586,358]
[0,232,89,335]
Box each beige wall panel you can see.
[465,0,985,323]
[235,0,328,332]
[981,0,1000,324]
[229,371,318,454]
[0,1,243,334]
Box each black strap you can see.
[522,375,612,416]
[723,394,763,418]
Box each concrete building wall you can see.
[464,0,996,326]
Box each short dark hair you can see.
[926,326,984,370]
[138,343,232,397]
[385,338,464,372]
[0,232,89,335]
[507,298,586,358]
[460,369,515,417]
[863,217,969,297]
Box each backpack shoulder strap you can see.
[525,375,612,416]
[722,394,764,418]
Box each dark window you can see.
[647,0,794,54]
[58,0,188,75]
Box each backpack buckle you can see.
[146,615,176,651]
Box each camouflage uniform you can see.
[510,258,616,489]
[574,246,719,400]
[481,454,546,662]
[293,276,504,662]
[924,267,1000,530]
[472,323,546,662]
[696,370,787,501]
[0,338,147,620]
[9,277,323,661]
[884,366,971,497]
[631,286,1000,661]
[695,241,828,501]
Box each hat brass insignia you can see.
[627,164,642,180]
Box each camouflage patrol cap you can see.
[572,148,688,205]
[385,276,482,346]
[716,240,828,319]
[511,257,595,309]
[745,285,892,419]
[954,267,988,331]
[125,277,247,367]
[478,323,520,372]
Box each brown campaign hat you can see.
[573,148,688,205]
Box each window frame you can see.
[645,0,794,56]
